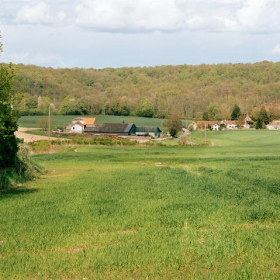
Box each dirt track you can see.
[15,128,67,143]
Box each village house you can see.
[226,121,237,130]
[197,121,220,131]
[267,120,280,130]
[243,115,253,129]
[188,122,198,131]
[212,123,220,131]
[190,115,253,132]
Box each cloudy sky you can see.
[1,0,280,69]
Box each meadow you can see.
[0,130,280,279]
[18,115,166,129]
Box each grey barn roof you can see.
[99,123,135,133]
[136,126,162,133]
[84,126,100,133]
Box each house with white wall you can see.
[70,122,84,133]
[66,118,96,133]
[226,121,237,130]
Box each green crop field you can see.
[1,130,280,279]
[18,115,165,129]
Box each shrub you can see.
[0,171,10,190]
[178,135,188,145]
[1,145,43,190]
[28,140,51,152]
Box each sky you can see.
[1,0,280,69]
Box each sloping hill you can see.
[8,61,280,119]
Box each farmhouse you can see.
[70,122,84,133]
[136,127,162,138]
[66,118,97,133]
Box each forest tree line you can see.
[5,61,280,121]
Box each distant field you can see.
[1,130,280,279]
[18,115,166,129]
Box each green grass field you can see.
[1,130,280,279]
[18,115,166,129]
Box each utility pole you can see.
[204,122,207,145]
[48,104,51,141]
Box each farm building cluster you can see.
[65,118,162,137]
[63,115,280,138]
[188,115,254,131]
[188,116,280,131]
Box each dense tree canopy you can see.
[5,61,280,120]
[1,30,41,190]
[0,62,19,168]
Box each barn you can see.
[136,127,162,138]
[85,123,136,136]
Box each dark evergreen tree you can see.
[202,111,209,121]
[231,104,241,120]
[256,118,263,129]
[259,106,270,125]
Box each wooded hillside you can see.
[7,61,280,120]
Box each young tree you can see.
[237,114,245,127]
[37,117,51,131]
[163,114,182,137]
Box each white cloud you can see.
[57,12,66,21]
[272,44,280,54]
[2,0,280,34]
[16,2,53,24]
[129,0,184,31]
[75,0,185,32]
[236,0,280,33]
[14,2,67,25]
[74,0,280,34]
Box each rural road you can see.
[15,128,67,143]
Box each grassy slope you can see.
[1,130,280,279]
[18,115,165,129]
